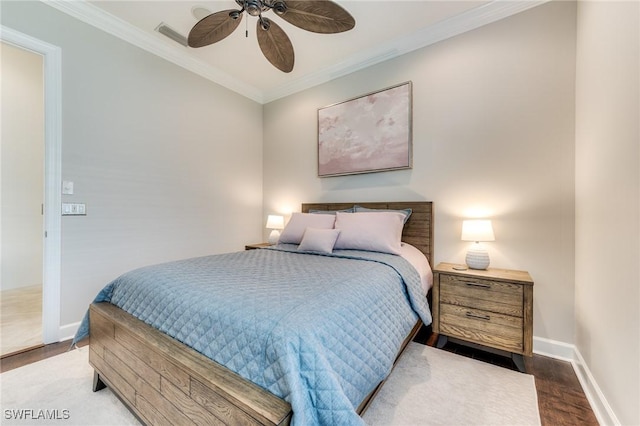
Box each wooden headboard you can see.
[301,201,434,266]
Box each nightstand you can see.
[245,243,272,250]
[432,262,534,372]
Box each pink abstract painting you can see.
[318,82,412,177]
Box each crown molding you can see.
[42,0,265,103]
[43,0,546,105]
[262,0,548,103]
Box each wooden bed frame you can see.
[89,201,433,425]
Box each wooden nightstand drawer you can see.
[439,304,524,353]
[432,262,534,371]
[440,274,524,317]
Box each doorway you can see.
[0,26,62,351]
[1,41,45,356]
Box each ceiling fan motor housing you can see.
[235,0,288,17]
[236,0,268,16]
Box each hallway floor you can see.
[1,285,42,356]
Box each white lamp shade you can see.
[266,215,284,230]
[461,220,495,242]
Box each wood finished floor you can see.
[1,329,598,425]
[0,285,43,356]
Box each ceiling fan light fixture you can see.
[259,17,271,31]
[273,1,287,15]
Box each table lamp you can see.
[266,215,284,244]
[461,219,495,270]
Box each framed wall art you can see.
[317,81,412,177]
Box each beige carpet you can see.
[363,342,540,425]
[0,343,540,425]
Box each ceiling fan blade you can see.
[188,10,242,48]
[277,0,355,34]
[256,17,295,73]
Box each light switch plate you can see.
[62,181,74,195]
[62,203,86,216]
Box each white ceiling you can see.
[47,0,545,103]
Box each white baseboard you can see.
[59,321,80,343]
[533,335,575,361]
[533,336,619,425]
[572,347,620,426]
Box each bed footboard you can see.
[89,302,292,426]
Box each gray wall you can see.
[263,2,577,345]
[1,1,264,327]
[575,1,639,424]
[3,1,638,423]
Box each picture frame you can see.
[317,81,412,177]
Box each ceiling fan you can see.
[188,0,356,73]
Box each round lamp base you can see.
[465,244,490,270]
[268,230,280,244]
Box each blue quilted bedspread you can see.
[74,244,432,426]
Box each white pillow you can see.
[278,213,336,244]
[399,243,433,295]
[333,211,405,255]
[298,228,341,253]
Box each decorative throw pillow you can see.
[278,213,336,244]
[333,211,405,255]
[298,228,341,253]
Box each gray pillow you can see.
[353,205,412,224]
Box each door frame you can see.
[1,26,62,344]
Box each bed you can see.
[80,201,434,425]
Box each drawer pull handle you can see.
[464,281,491,289]
[466,312,491,321]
